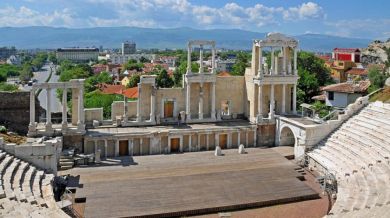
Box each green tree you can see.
[56,60,74,75]
[173,69,182,87]
[0,71,7,83]
[232,52,249,76]
[368,67,389,90]
[0,82,18,91]
[297,68,319,105]
[48,52,57,64]
[126,74,140,88]
[0,64,21,77]
[84,71,113,93]
[76,63,94,77]
[156,69,173,88]
[84,92,123,119]
[297,51,331,86]
[19,63,33,82]
[139,56,150,63]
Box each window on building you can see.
[221,100,231,115]
[328,91,334,100]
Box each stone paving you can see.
[66,148,319,218]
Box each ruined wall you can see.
[215,76,246,117]
[0,91,43,135]
[257,123,275,147]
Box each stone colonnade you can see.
[84,128,257,158]
[28,79,85,133]
[185,41,217,121]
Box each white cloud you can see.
[304,31,319,34]
[324,19,390,39]
[283,2,326,21]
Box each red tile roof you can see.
[115,87,138,98]
[312,94,326,101]
[346,67,368,76]
[367,64,385,70]
[333,48,361,53]
[316,55,331,61]
[218,72,232,76]
[323,81,371,93]
[98,83,125,94]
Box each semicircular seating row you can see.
[0,150,70,218]
[307,102,390,218]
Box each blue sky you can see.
[0,0,389,40]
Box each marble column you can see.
[123,96,128,122]
[149,137,152,155]
[258,46,263,77]
[206,134,209,151]
[294,47,298,75]
[282,46,287,75]
[187,43,191,75]
[77,86,84,129]
[197,133,201,151]
[186,82,191,120]
[46,88,52,130]
[150,85,155,122]
[188,134,192,152]
[282,84,286,114]
[62,89,68,129]
[199,45,204,73]
[115,140,119,157]
[269,84,275,119]
[215,134,218,148]
[237,131,241,147]
[212,45,216,74]
[158,136,162,154]
[293,83,297,114]
[129,138,133,156]
[104,140,107,159]
[199,82,203,119]
[258,85,262,117]
[211,82,216,119]
[137,83,142,122]
[227,132,231,149]
[93,140,97,152]
[29,88,36,129]
[271,46,275,75]
[253,130,257,147]
[140,137,143,155]
[245,131,248,148]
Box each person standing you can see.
[177,113,182,126]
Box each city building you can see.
[0,46,16,59]
[323,81,371,108]
[56,48,99,63]
[332,48,361,62]
[106,54,158,65]
[329,60,359,83]
[215,59,237,72]
[6,55,21,66]
[122,41,136,55]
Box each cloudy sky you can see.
[0,0,389,40]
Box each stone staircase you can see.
[0,150,70,218]
[59,149,75,170]
[307,102,390,217]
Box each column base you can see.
[28,123,36,132]
[61,122,68,131]
[268,113,275,121]
[137,115,142,122]
[211,111,216,119]
[150,114,155,122]
[123,115,128,122]
[77,122,85,131]
[198,112,203,120]
[45,123,53,131]
[256,114,263,124]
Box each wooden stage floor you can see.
[66,148,319,218]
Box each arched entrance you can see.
[279,126,296,147]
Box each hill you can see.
[0,26,373,52]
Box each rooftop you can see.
[333,48,361,53]
[323,81,371,93]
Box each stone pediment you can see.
[260,33,299,47]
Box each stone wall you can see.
[0,91,43,135]
[257,123,275,146]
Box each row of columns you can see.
[257,46,298,77]
[187,43,216,74]
[135,84,156,122]
[186,82,216,120]
[87,129,257,158]
[29,87,84,131]
[257,83,297,119]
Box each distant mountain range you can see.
[0,26,373,52]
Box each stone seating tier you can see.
[307,103,390,217]
[0,150,70,218]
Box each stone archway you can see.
[279,126,296,147]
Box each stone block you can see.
[238,144,245,154]
[215,146,222,156]
[93,120,100,127]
